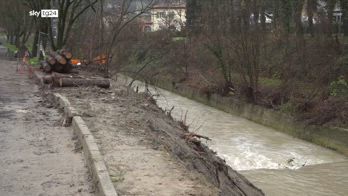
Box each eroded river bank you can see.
[46,80,263,195]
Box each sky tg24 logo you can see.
[29,9,58,18]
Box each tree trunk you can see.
[260,4,266,31]
[59,78,110,88]
[15,32,20,48]
[294,0,304,36]
[32,30,39,57]
[341,0,348,36]
[308,0,314,36]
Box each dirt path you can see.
[0,59,94,196]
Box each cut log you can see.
[46,55,56,65]
[52,72,83,79]
[62,63,73,73]
[59,78,110,88]
[52,63,64,73]
[60,50,72,60]
[50,51,67,65]
[50,62,74,73]
[52,72,73,86]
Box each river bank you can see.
[116,75,348,196]
[37,72,264,195]
[136,77,348,156]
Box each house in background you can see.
[301,1,343,24]
[332,3,343,24]
[150,3,186,31]
[139,1,186,32]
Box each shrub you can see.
[330,76,348,97]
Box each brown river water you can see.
[117,76,348,196]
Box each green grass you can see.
[29,57,40,66]
[172,37,186,42]
[259,77,282,88]
[4,43,18,53]
[229,73,282,89]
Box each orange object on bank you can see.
[71,59,81,65]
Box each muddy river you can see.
[117,76,348,196]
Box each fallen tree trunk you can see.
[59,78,110,88]
[52,72,73,86]
[52,72,83,79]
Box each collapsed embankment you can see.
[36,72,264,195]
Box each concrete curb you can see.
[52,93,118,196]
[52,93,78,126]
[72,117,118,196]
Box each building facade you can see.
[150,3,186,31]
[139,1,186,32]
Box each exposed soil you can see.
[47,76,264,195]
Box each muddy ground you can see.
[0,59,94,196]
[44,72,263,196]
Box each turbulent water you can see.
[117,76,348,196]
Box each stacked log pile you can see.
[42,49,73,73]
[39,50,110,88]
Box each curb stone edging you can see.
[52,93,77,126]
[52,93,118,196]
[72,116,118,196]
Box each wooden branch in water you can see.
[183,132,212,141]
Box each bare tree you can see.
[50,0,98,50]
[101,0,155,76]
[0,0,33,48]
